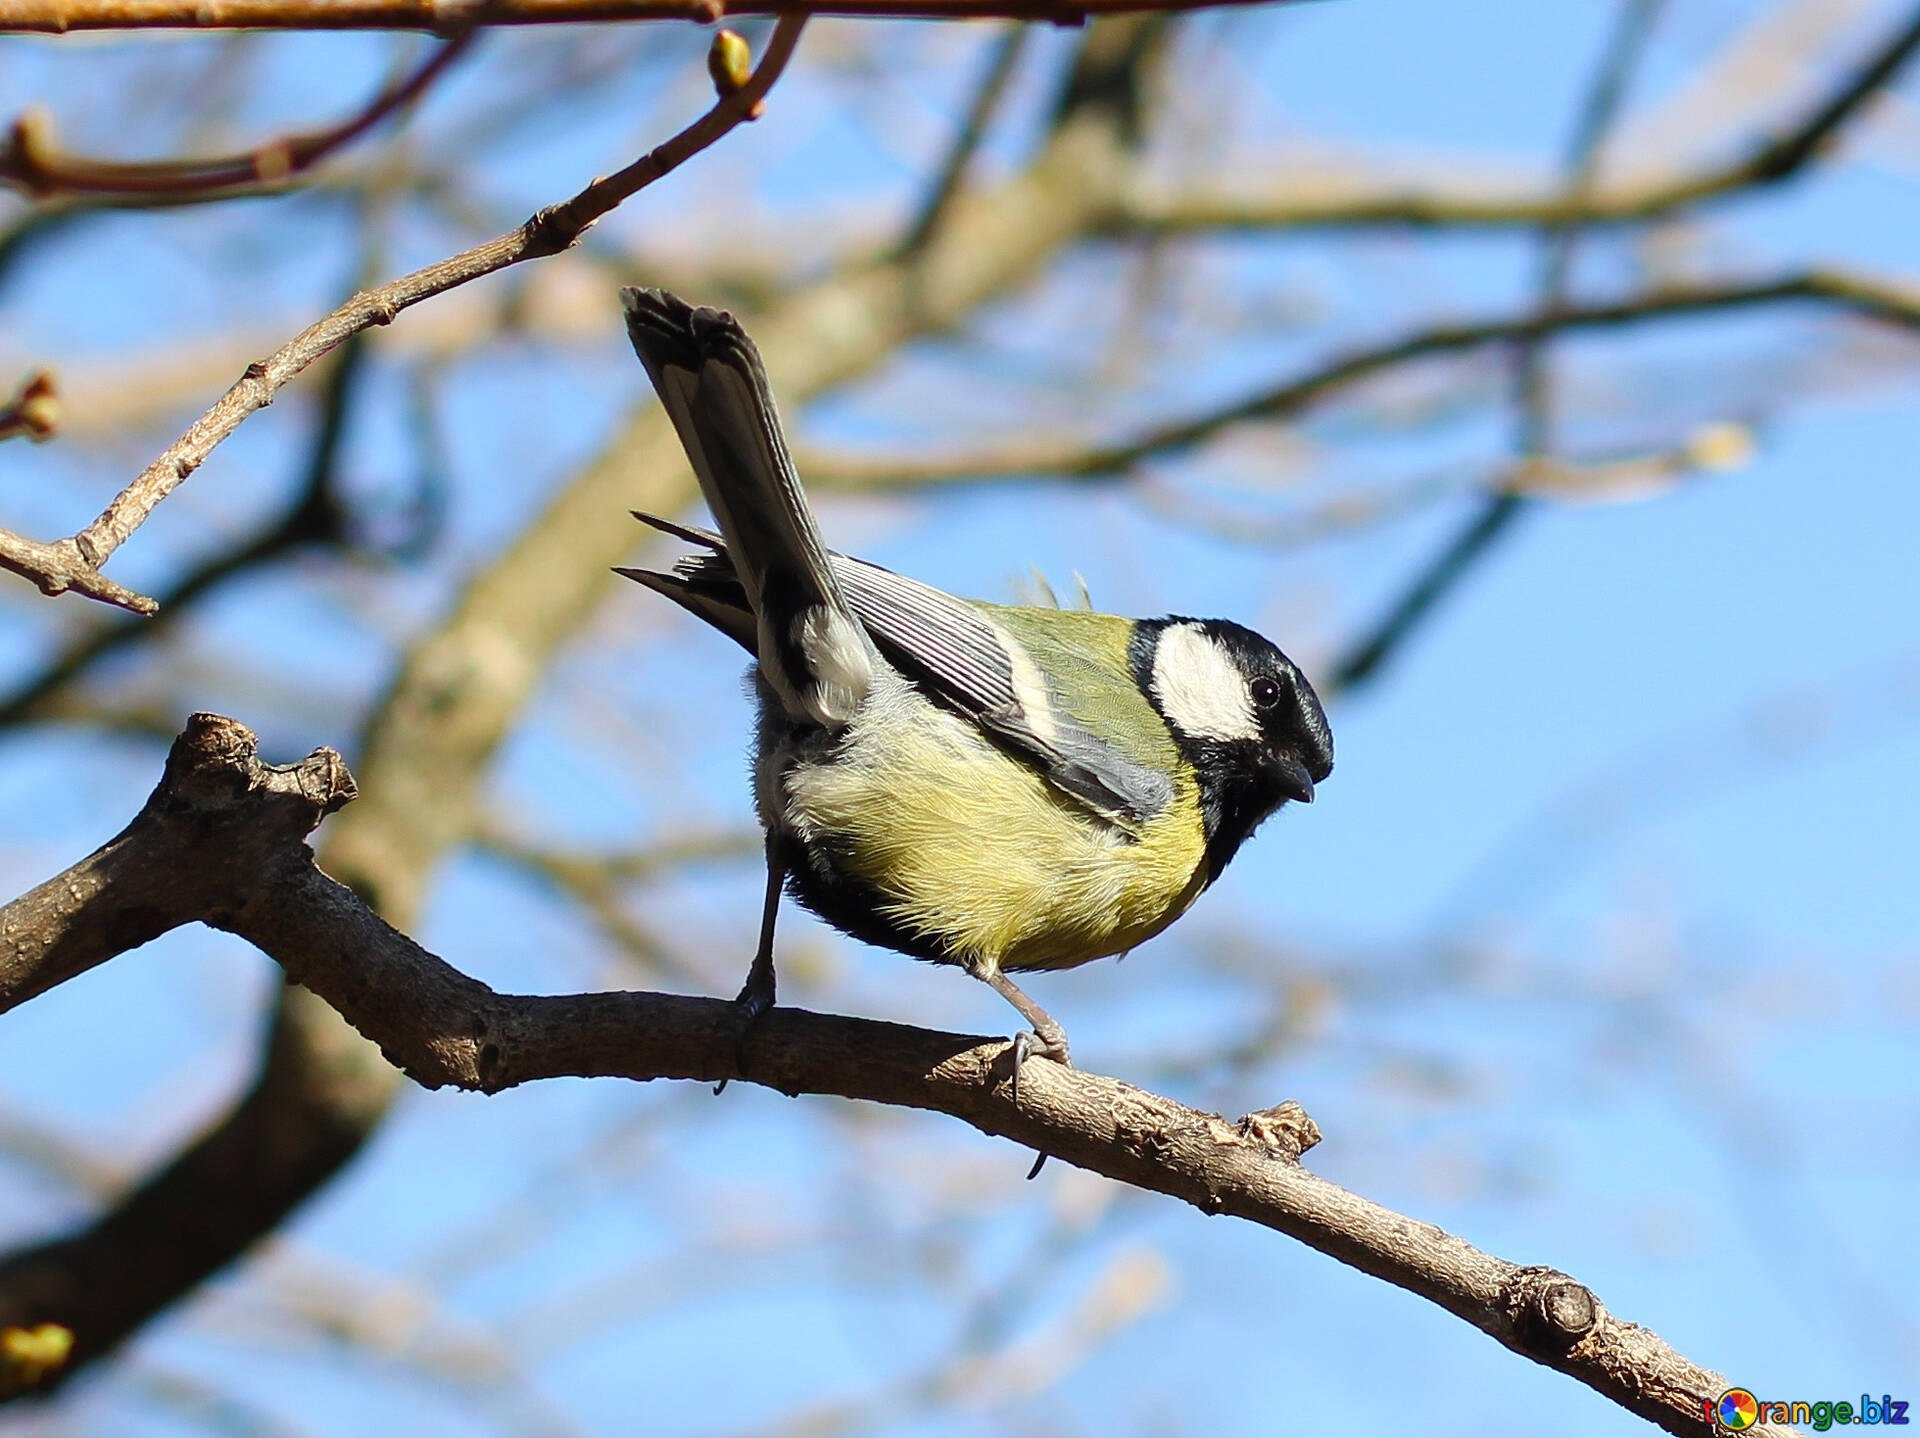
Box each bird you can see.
[616,288,1332,1088]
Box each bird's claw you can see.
[734,970,775,1025]
[713,966,776,1096]
[1007,1026,1071,1106]
[1007,1027,1070,1178]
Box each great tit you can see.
[617,288,1332,1082]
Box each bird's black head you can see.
[1130,617,1333,883]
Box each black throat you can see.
[1179,735,1288,884]
[1127,623,1289,884]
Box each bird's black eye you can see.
[1250,676,1282,711]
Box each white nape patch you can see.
[792,604,872,727]
[993,620,1059,746]
[1151,623,1259,742]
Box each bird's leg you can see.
[968,961,1072,1103]
[739,846,783,1020]
[715,845,783,1095]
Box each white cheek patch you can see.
[1151,623,1260,743]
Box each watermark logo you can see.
[1707,1389,1910,1432]
[1715,1390,1761,1430]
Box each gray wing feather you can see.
[834,560,1020,711]
[622,512,1171,827]
[833,559,1172,825]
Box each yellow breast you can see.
[777,699,1208,974]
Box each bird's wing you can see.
[622,287,871,729]
[834,557,1174,827]
[621,512,1171,827]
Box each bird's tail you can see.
[621,287,872,727]
[616,511,757,652]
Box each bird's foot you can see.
[1007,1023,1071,1107]
[964,961,1070,1177]
[713,963,776,1096]
[1009,1026,1070,1179]
[734,963,776,1025]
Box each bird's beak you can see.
[1275,757,1316,804]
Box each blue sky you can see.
[2,2,1917,1434]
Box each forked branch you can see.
[0,714,1792,1436]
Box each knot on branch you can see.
[1234,1101,1321,1161]
[153,714,357,838]
[520,204,583,259]
[1504,1266,1600,1354]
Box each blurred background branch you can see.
[1,1,1915,1434]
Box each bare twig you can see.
[0,715,1793,1437]
[475,824,757,988]
[0,33,473,198]
[0,18,804,611]
[0,528,157,613]
[0,338,374,730]
[1745,0,1920,181]
[721,1236,1164,1438]
[476,824,759,886]
[0,177,366,299]
[0,0,1296,31]
[0,370,58,442]
[1134,428,1753,554]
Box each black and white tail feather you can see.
[621,288,872,730]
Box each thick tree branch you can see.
[0,714,1789,1436]
[0,33,473,198]
[0,18,804,610]
[0,715,355,1015]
